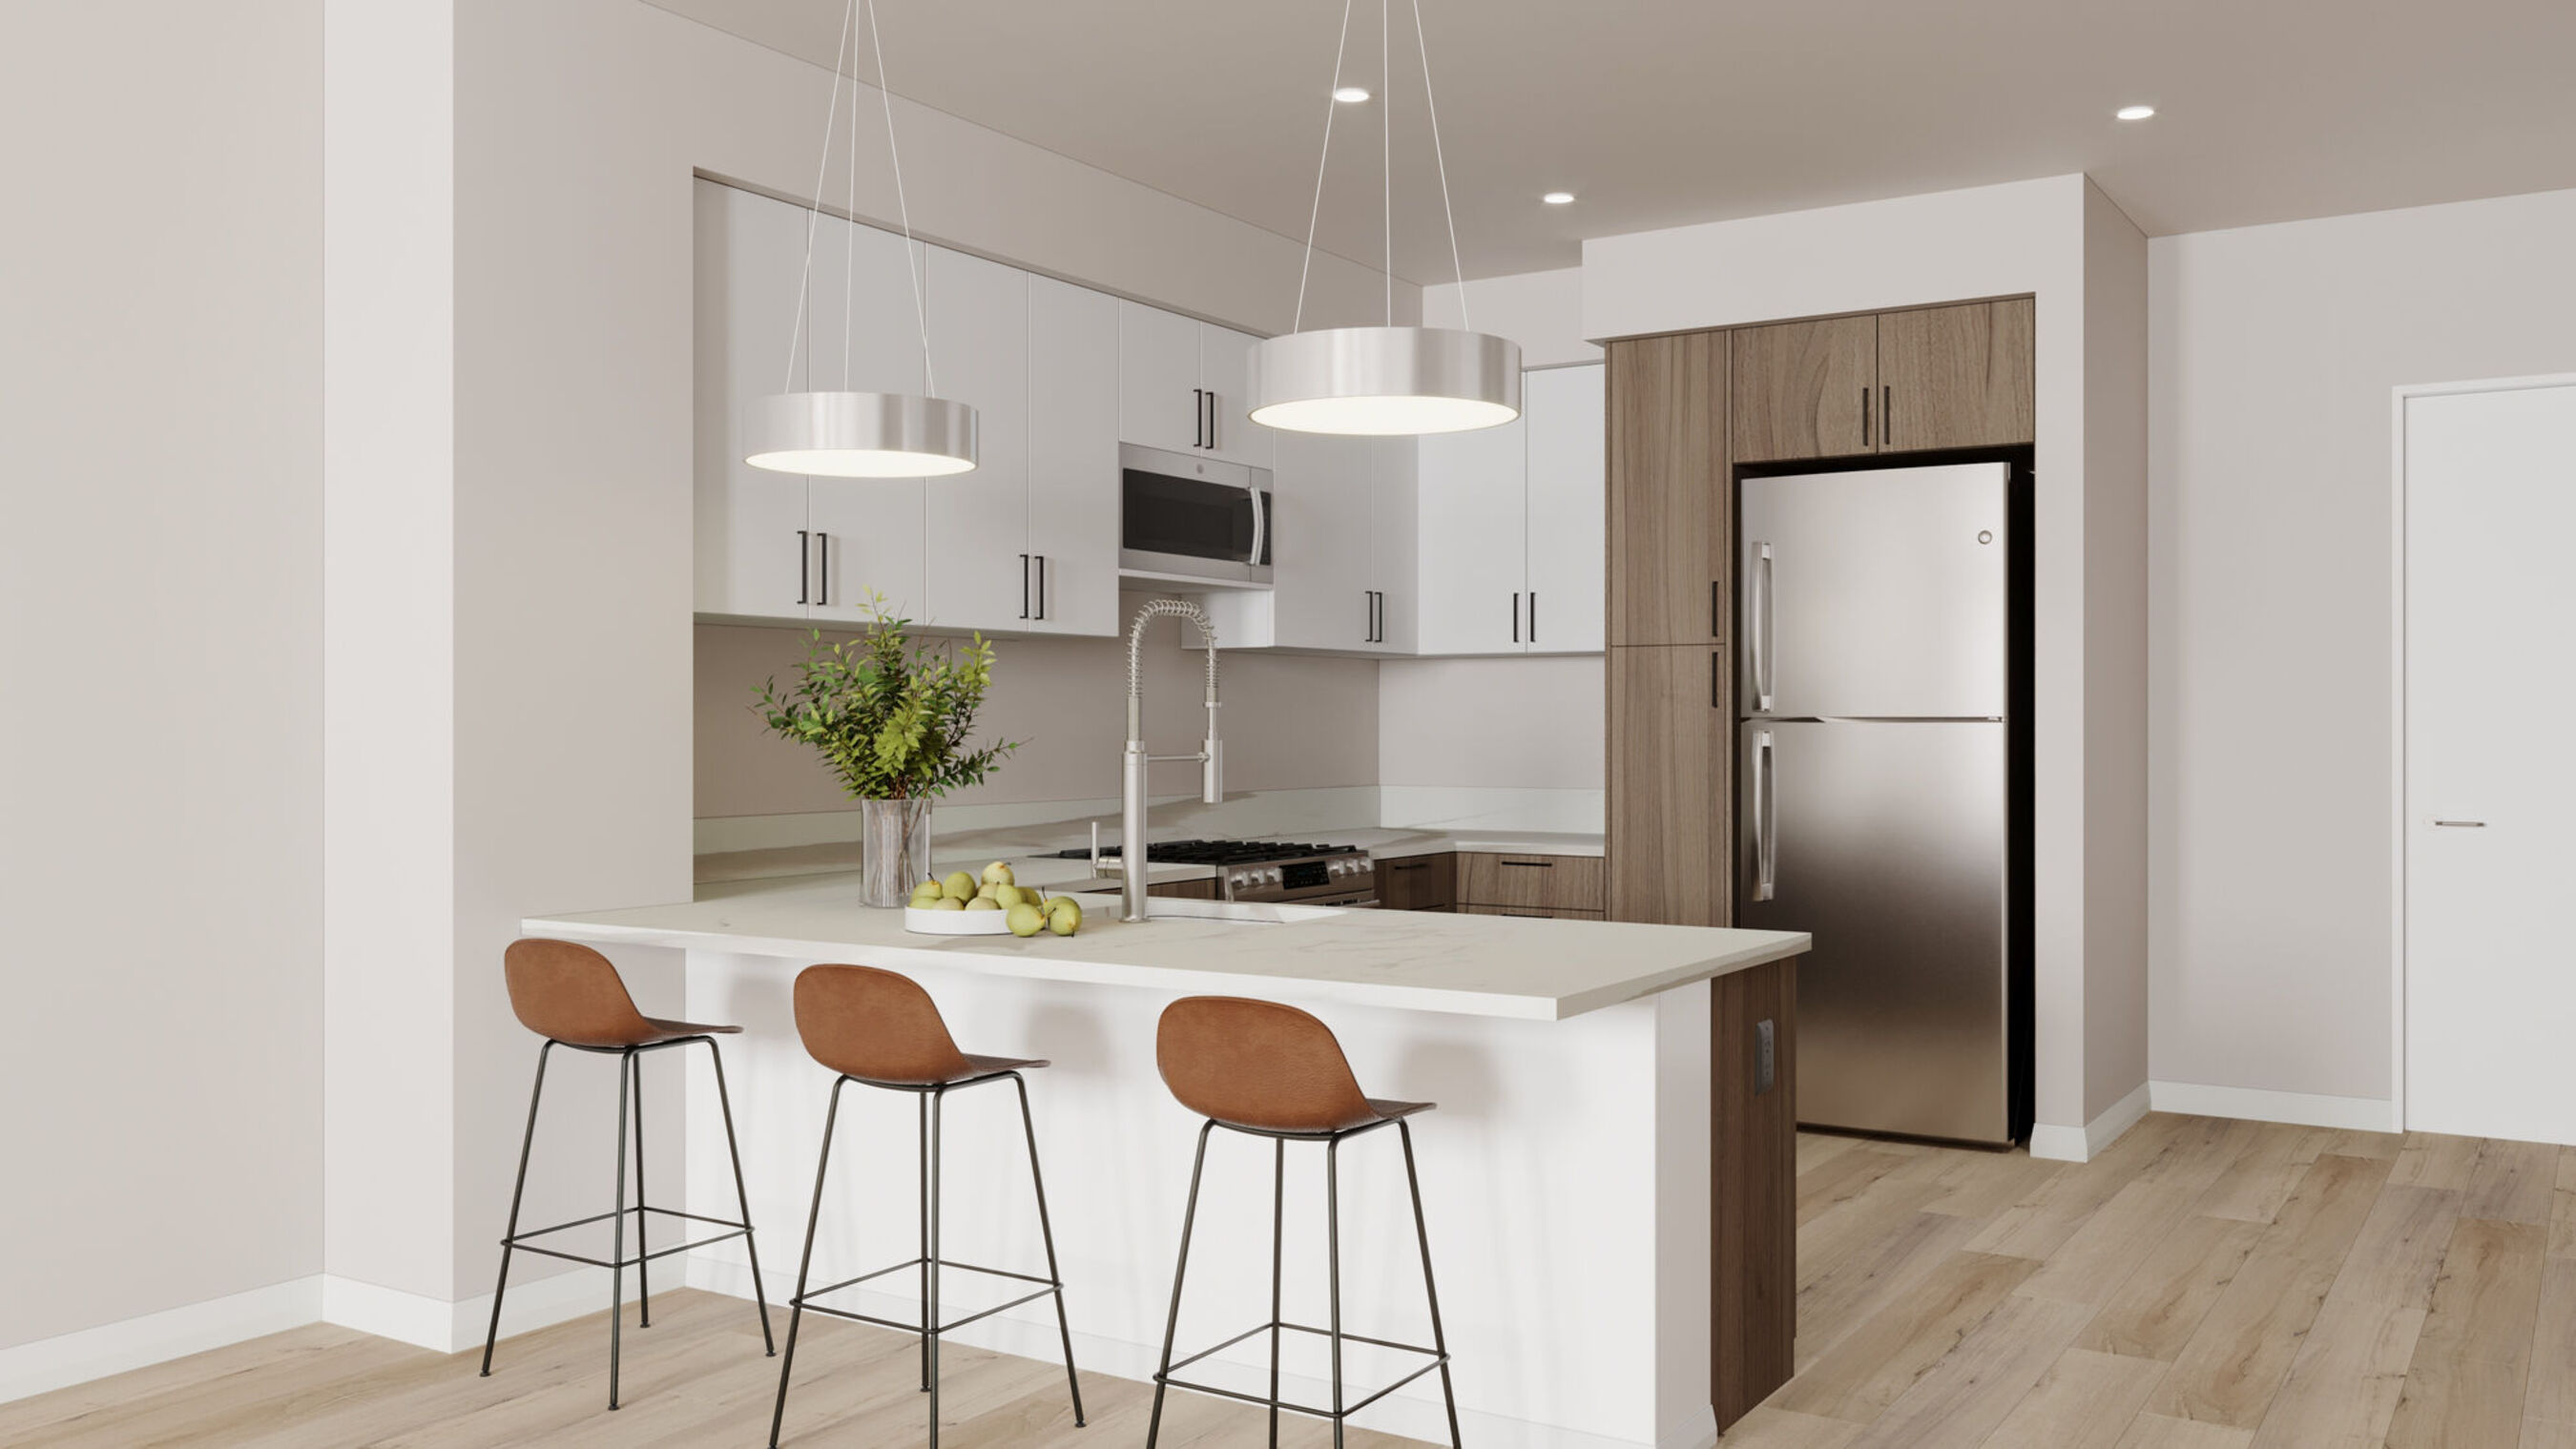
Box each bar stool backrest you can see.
[794,963,975,1085]
[1156,996,1380,1134]
[503,938,663,1047]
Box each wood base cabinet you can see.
[1608,645,1731,926]
[1378,853,1457,911]
[1712,956,1796,1428]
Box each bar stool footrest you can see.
[498,1206,753,1271]
[1156,1319,1449,1420]
[789,1254,1066,1337]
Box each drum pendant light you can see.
[1247,0,1520,437]
[746,0,975,478]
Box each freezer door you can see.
[1740,464,2007,718]
[1738,719,2009,1143]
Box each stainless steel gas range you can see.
[1058,839,1377,907]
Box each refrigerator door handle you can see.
[1753,728,1776,901]
[1750,541,1776,713]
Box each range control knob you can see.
[1230,872,1250,890]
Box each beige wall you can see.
[2147,185,2576,1107]
[1,1,323,1349]
[696,603,1381,818]
[1377,655,1605,790]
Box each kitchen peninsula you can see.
[527,875,1808,1447]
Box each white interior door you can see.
[2404,380,2576,1143]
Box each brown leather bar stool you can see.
[767,964,1083,1449]
[1146,996,1462,1449]
[480,939,774,1409]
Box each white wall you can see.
[0,0,323,1352]
[1581,176,2151,1142]
[2147,186,2576,1108]
[1423,267,1599,367]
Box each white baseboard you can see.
[2028,1081,2152,1163]
[0,1275,323,1405]
[687,1256,1671,1449]
[322,1266,613,1355]
[2148,1081,2399,1133]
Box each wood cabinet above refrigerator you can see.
[1730,299,2033,464]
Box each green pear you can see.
[1006,901,1047,938]
[965,896,1003,912]
[929,896,966,911]
[1048,900,1081,936]
[981,859,1016,887]
[942,871,977,900]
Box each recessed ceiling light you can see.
[2115,104,2156,121]
[1333,85,1370,103]
[1541,191,1575,205]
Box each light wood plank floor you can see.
[8,1113,2572,1448]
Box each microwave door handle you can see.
[1247,486,1266,569]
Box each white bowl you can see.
[904,904,1017,936]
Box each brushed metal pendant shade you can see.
[746,391,977,477]
[1259,0,1519,439]
[746,0,976,479]
[1247,325,1521,436]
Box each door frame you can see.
[2389,371,2576,1133]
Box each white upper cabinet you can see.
[918,245,1030,633]
[1117,301,1201,457]
[1414,407,1527,653]
[1409,362,1604,654]
[695,178,813,619]
[1267,430,1416,653]
[1523,363,1607,653]
[1025,278,1120,636]
[1118,300,1273,467]
[1197,323,1273,468]
[694,179,927,623]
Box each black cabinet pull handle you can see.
[1712,579,1722,638]
[1205,389,1218,452]
[1861,385,1871,447]
[797,528,809,605]
[1883,385,1893,447]
[1389,860,1427,871]
[1498,859,1554,869]
[1020,553,1030,619]
[1191,388,1204,448]
[1528,591,1537,642]
[817,532,829,606]
[1510,591,1520,643]
[1035,554,1047,620]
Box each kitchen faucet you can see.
[1112,598,1221,921]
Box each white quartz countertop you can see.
[527,875,1803,1022]
[696,824,1605,886]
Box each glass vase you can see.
[860,797,935,908]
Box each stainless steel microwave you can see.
[1118,443,1272,587]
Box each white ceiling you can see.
[647,0,2576,283]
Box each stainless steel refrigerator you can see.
[1735,463,2027,1146]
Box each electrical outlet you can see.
[1755,1019,1776,1094]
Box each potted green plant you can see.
[754,596,1017,907]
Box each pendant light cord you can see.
[1291,0,1357,335]
[1381,0,1391,326]
[866,0,938,399]
[781,0,858,393]
[1411,0,1470,331]
[778,0,938,399]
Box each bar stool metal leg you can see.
[480,1041,554,1377]
[631,1051,651,1330]
[704,1037,778,1355]
[1268,1137,1285,1449]
[1326,1137,1345,1449]
[1011,1072,1087,1426]
[1401,1120,1465,1448]
[1145,1120,1216,1449]
[606,1046,635,1409]
[926,1087,946,1449]
[917,1092,932,1394]
[768,1076,846,1449]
